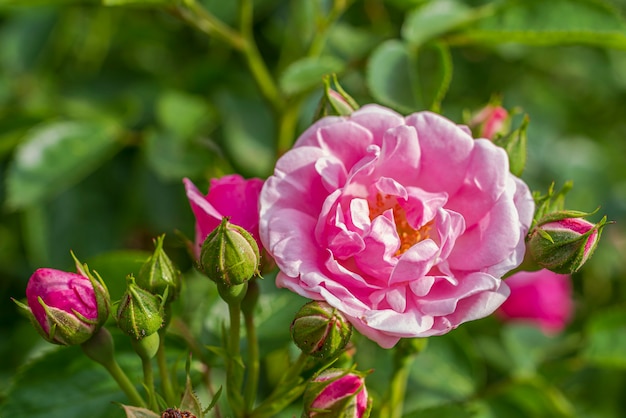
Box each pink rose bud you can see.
[314,74,360,120]
[13,256,110,346]
[303,369,371,418]
[470,104,509,140]
[528,212,606,274]
[498,269,572,334]
[183,175,264,260]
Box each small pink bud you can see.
[470,104,509,140]
[528,213,605,274]
[14,261,110,346]
[498,269,572,334]
[303,368,371,418]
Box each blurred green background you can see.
[1,0,625,417]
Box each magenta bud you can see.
[303,368,371,418]
[528,213,606,274]
[13,256,110,346]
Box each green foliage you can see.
[1,0,626,417]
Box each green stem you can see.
[132,333,160,412]
[238,0,283,112]
[81,328,146,408]
[378,348,418,418]
[226,300,245,417]
[157,330,178,407]
[242,305,259,412]
[178,0,245,50]
[142,355,158,411]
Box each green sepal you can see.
[493,114,528,177]
[137,234,182,303]
[72,251,111,327]
[39,297,96,345]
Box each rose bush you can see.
[259,104,535,348]
[498,269,572,333]
[184,175,264,258]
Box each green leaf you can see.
[483,378,575,418]
[144,129,218,181]
[501,324,562,376]
[406,330,482,410]
[583,308,626,368]
[457,0,626,49]
[5,119,122,210]
[0,343,142,418]
[404,402,474,418]
[366,40,452,113]
[279,56,346,96]
[156,90,217,139]
[402,0,477,46]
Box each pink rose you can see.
[259,104,534,348]
[184,175,264,259]
[498,269,572,334]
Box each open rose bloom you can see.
[260,104,535,348]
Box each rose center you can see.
[368,193,433,256]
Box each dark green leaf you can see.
[5,119,122,210]
[0,344,142,418]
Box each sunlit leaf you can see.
[5,119,122,210]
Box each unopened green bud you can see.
[116,275,164,340]
[291,301,352,359]
[314,74,360,120]
[137,234,181,303]
[200,217,260,286]
[528,211,607,274]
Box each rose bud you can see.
[200,217,260,287]
[303,368,371,418]
[13,256,110,346]
[116,275,164,340]
[137,234,181,303]
[314,75,360,119]
[469,104,510,140]
[528,212,606,274]
[498,269,572,334]
[291,301,352,360]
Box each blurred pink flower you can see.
[184,175,264,259]
[498,269,572,333]
[259,104,534,348]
